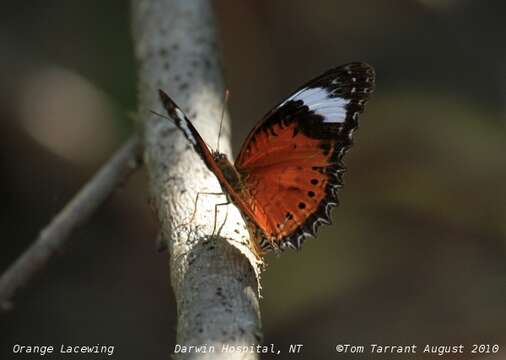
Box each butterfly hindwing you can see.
[235,62,375,250]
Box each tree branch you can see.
[0,135,142,310]
[131,0,263,358]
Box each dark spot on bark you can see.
[298,202,306,209]
[308,191,315,197]
[286,212,293,220]
[311,178,319,185]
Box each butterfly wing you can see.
[158,90,226,185]
[235,62,375,250]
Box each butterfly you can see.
[158,62,375,256]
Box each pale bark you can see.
[131,1,263,359]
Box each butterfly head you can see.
[212,150,227,162]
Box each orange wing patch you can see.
[238,121,343,250]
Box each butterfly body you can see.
[212,152,243,194]
[158,62,375,256]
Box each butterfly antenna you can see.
[217,89,230,153]
[150,110,173,122]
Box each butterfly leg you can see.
[174,192,225,234]
[215,204,229,237]
[190,192,226,223]
[212,199,231,237]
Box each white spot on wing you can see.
[281,86,350,123]
[174,107,197,146]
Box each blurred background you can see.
[1,0,505,359]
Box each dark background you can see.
[1,0,505,359]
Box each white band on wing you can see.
[283,86,350,123]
